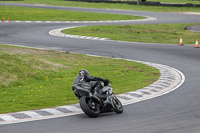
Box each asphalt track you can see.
[1,3,200,133]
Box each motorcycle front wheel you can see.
[79,96,101,118]
[112,96,123,114]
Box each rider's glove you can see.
[104,79,109,86]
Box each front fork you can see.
[104,94,115,109]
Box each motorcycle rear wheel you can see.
[113,96,123,114]
[80,96,101,118]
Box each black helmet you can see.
[79,69,89,76]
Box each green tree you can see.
[139,0,146,2]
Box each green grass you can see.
[0,45,159,113]
[0,5,145,21]
[2,0,200,12]
[62,23,200,44]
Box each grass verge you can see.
[62,23,200,44]
[0,5,145,21]
[0,45,159,113]
[2,0,200,12]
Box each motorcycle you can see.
[72,81,123,117]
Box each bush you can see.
[0,0,24,1]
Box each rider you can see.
[73,69,109,98]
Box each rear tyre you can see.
[80,96,100,118]
[113,96,123,114]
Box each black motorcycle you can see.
[72,81,123,117]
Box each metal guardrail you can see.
[69,0,200,7]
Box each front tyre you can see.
[113,96,123,114]
[79,96,100,118]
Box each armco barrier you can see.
[68,0,200,7]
